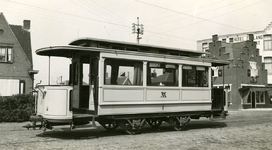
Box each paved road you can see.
[0,109,272,150]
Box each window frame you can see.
[0,47,13,63]
[264,34,272,51]
[104,58,143,86]
[182,65,209,87]
[147,62,179,87]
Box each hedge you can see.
[0,94,35,122]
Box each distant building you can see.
[206,34,272,110]
[197,23,272,84]
[0,13,38,96]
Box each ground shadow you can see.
[36,120,227,140]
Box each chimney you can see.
[212,34,218,42]
[247,34,254,41]
[23,20,30,30]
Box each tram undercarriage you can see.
[26,109,226,135]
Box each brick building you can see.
[0,13,37,96]
[206,34,272,110]
[197,23,272,85]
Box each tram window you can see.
[82,63,89,85]
[182,65,208,87]
[147,62,178,86]
[104,59,143,85]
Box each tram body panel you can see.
[98,87,211,116]
[146,89,180,101]
[181,89,211,102]
[36,85,73,121]
[96,53,213,116]
[98,103,211,115]
[103,88,144,102]
[36,86,45,116]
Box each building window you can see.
[0,29,4,36]
[247,91,251,103]
[222,39,226,42]
[202,43,209,57]
[264,57,272,75]
[264,34,272,50]
[202,43,209,52]
[249,61,258,77]
[229,38,233,43]
[0,47,12,62]
[19,80,25,94]
[104,58,143,85]
[256,91,265,104]
[182,65,208,87]
[147,62,178,86]
[0,79,20,96]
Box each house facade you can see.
[197,23,272,84]
[206,34,272,110]
[0,12,37,96]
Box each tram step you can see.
[72,124,97,130]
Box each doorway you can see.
[251,91,256,108]
[71,53,98,113]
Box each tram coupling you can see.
[23,115,43,130]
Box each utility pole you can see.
[132,17,144,44]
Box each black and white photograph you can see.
[0,0,272,149]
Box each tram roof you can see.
[68,37,205,56]
[36,37,229,66]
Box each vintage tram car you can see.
[29,38,228,134]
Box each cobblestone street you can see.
[0,109,272,150]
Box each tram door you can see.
[71,54,98,113]
[212,88,225,110]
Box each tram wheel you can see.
[99,121,119,131]
[118,119,145,135]
[169,116,190,131]
[32,122,36,130]
[147,118,162,128]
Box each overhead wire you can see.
[1,0,133,41]
[2,0,131,29]
[155,0,267,34]
[0,0,214,43]
[144,0,226,24]
[85,0,132,25]
[141,0,266,41]
[134,0,248,31]
[74,0,126,25]
[147,0,244,28]
[3,0,266,45]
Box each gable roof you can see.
[105,76,132,85]
[9,24,32,64]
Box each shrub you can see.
[0,94,35,122]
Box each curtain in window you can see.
[133,62,143,85]
[175,67,179,86]
[111,61,119,85]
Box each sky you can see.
[0,0,271,85]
